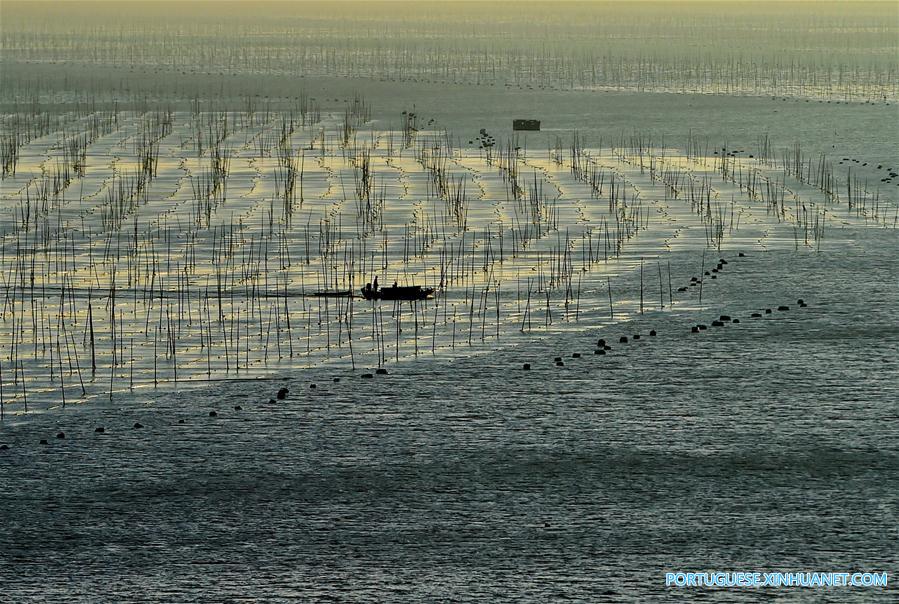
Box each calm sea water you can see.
[1,228,896,602]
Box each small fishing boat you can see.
[312,289,353,297]
[361,284,434,301]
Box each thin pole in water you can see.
[699,250,706,310]
[607,277,614,319]
[640,258,644,314]
[657,261,664,309]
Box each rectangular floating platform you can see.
[513,119,541,131]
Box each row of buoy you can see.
[526,299,809,370]
[6,420,147,448]
[678,257,729,291]
[772,97,890,106]
[1,369,397,451]
[690,299,808,333]
[713,148,748,158]
[522,255,751,370]
[2,403,267,449]
[839,158,897,184]
[524,328,660,370]
[521,252,806,371]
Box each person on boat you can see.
[392,280,398,288]
[363,282,371,296]
[373,276,379,291]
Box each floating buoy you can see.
[208,411,217,417]
[56,432,65,439]
[677,286,688,292]
[632,334,641,340]
[268,398,276,404]
[361,373,373,379]
[712,320,725,327]
[376,368,388,375]
[711,275,717,279]
[732,319,740,324]
[691,326,699,333]
[572,353,581,358]
[40,439,49,445]
[649,330,657,336]
[698,324,708,330]
[555,361,564,367]
[738,252,745,257]
[597,339,606,347]
[778,305,790,311]
[310,383,317,389]
[234,405,242,411]
[178,419,185,424]
[797,299,805,305]
[0,444,9,450]
[333,378,341,383]
[133,422,143,429]
[95,427,105,433]
[799,302,807,308]
[720,315,731,322]
[523,363,531,370]
[751,313,762,318]
[594,349,606,355]
[765,309,772,314]
[554,356,562,362]
[619,336,628,343]
[720,259,728,264]
[276,387,289,400]
[704,271,710,276]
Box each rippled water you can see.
[2,229,896,601]
[2,3,898,597]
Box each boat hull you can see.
[361,286,434,301]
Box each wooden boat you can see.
[312,289,353,297]
[361,284,434,301]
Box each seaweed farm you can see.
[1,1,897,601]
[1,101,893,413]
[4,1,898,102]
